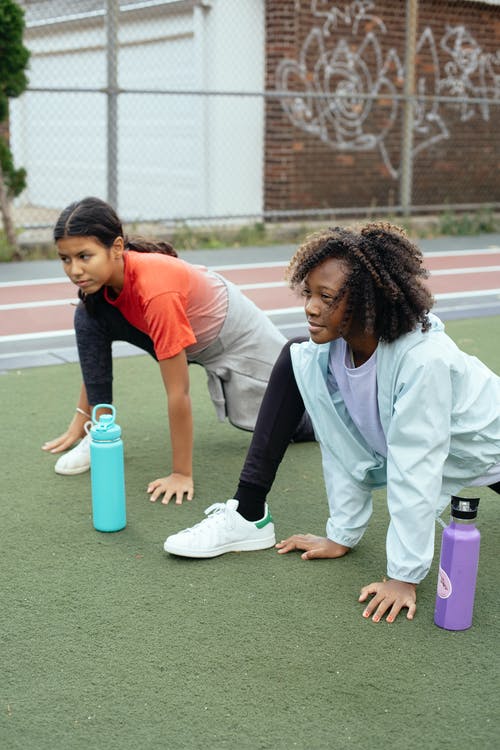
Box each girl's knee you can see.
[74,303,93,333]
[74,302,109,341]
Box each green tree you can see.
[0,0,30,255]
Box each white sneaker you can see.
[54,433,91,475]
[163,499,276,558]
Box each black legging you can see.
[75,301,157,405]
[234,339,310,517]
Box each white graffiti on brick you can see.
[276,0,500,178]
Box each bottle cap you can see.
[450,496,479,520]
[90,404,122,442]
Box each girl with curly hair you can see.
[164,222,500,624]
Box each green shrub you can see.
[0,229,16,261]
[437,207,500,236]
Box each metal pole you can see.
[106,0,119,208]
[400,0,418,216]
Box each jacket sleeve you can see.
[321,444,374,548]
[385,353,452,583]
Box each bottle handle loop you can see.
[91,403,116,425]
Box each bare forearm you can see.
[168,393,193,475]
[42,384,91,452]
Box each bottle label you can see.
[437,567,452,599]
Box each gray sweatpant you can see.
[74,276,286,431]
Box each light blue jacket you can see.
[290,314,500,583]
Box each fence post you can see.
[400,0,418,216]
[106,0,119,209]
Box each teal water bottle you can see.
[90,404,126,532]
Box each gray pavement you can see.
[1,235,500,373]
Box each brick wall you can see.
[264,0,500,214]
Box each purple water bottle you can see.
[434,496,480,631]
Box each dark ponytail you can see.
[54,196,177,314]
[125,237,177,257]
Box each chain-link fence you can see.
[7,0,500,239]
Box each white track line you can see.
[0,329,76,343]
[0,298,76,311]
[423,247,500,257]
[0,277,69,288]
[431,265,500,275]
[433,288,500,300]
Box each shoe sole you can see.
[164,533,276,558]
[55,464,90,476]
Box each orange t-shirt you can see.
[104,251,227,360]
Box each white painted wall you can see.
[201,0,265,219]
[10,0,265,223]
[10,24,108,210]
[118,10,203,219]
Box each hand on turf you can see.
[276,534,350,560]
[42,412,88,454]
[147,473,194,505]
[359,579,417,623]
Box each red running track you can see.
[1,251,500,338]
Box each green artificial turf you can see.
[1,317,499,749]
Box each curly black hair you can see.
[286,223,434,342]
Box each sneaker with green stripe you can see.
[163,499,275,558]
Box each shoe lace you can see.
[204,502,227,518]
[180,502,230,536]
